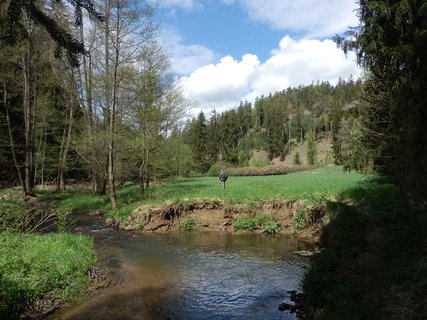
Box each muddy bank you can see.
[106,199,329,243]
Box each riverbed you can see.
[47,214,310,320]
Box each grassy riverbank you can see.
[0,232,96,318]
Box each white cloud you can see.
[161,29,217,75]
[149,0,202,11]
[181,54,260,108]
[235,0,358,37]
[180,36,361,115]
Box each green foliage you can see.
[233,216,257,231]
[234,214,279,233]
[248,158,271,168]
[306,133,316,165]
[56,208,72,233]
[0,233,96,317]
[180,217,197,231]
[335,0,427,201]
[261,222,280,234]
[207,161,233,177]
[293,151,301,166]
[237,150,250,167]
[294,206,307,230]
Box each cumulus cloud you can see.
[180,36,361,114]
[180,54,260,108]
[234,0,358,37]
[161,29,216,75]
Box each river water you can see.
[48,214,310,320]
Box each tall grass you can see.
[0,232,96,317]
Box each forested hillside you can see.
[183,79,362,173]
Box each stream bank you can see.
[106,198,329,244]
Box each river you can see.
[47,214,310,320]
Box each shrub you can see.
[293,151,302,166]
[294,206,307,230]
[234,214,280,233]
[207,161,233,177]
[262,222,280,234]
[234,217,257,231]
[180,217,197,231]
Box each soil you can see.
[106,199,327,244]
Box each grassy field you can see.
[145,166,371,204]
[31,166,384,218]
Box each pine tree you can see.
[335,0,427,200]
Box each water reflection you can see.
[48,215,309,320]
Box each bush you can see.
[234,217,257,231]
[293,151,302,166]
[180,217,197,231]
[234,214,280,233]
[207,161,233,177]
[262,222,280,234]
[226,165,313,176]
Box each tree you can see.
[3,0,103,67]
[0,0,103,196]
[188,111,209,172]
[335,0,427,200]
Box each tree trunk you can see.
[78,18,99,194]
[56,92,74,192]
[23,45,34,196]
[139,161,145,195]
[105,0,118,209]
[145,147,150,189]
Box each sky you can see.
[153,0,362,116]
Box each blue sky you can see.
[160,2,285,63]
[153,0,362,115]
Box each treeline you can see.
[0,0,188,207]
[183,79,362,173]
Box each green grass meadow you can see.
[146,166,370,203]
[33,166,391,219]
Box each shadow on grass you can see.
[34,187,125,213]
[303,176,427,320]
[145,181,212,200]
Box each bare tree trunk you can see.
[145,147,150,189]
[40,126,47,187]
[34,119,44,187]
[79,18,99,194]
[139,161,145,195]
[23,45,34,196]
[56,93,74,192]
[104,0,118,209]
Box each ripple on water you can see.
[56,216,309,320]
